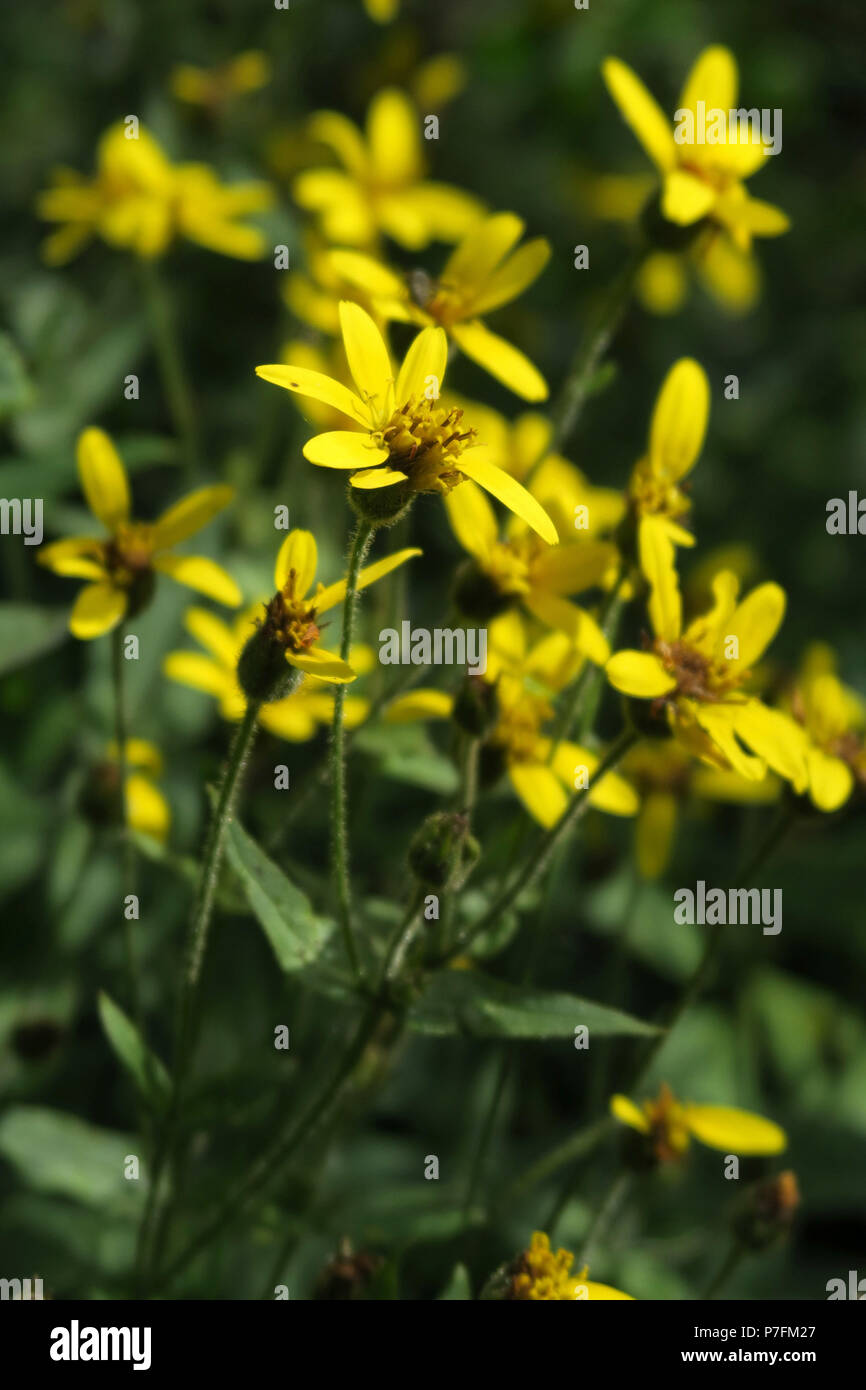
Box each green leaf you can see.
[0,333,34,419]
[408,970,661,1039]
[0,1107,141,1213]
[438,1262,472,1299]
[225,817,333,971]
[97,992,170,1110]
[0,603,69,676]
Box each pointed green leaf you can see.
[408,970,661,1039]
[97,991,170,1109]
[225,818,333,971]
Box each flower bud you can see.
[347,478,413,528]
[453,674,499,738]
[237,622,301,704]
[452,559,511,622]
[731,1170,800,1250]
[408,810,479,889]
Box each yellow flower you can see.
[626,739,779,880]
[37,122,273,265]
[327,212,551,400]
[241,527,419,686]
[364,0,399,20]
[102,738,171,843]
[387,612,638,828]
[293,88,483,249]
[281,234,388,337]
[626,358,710,583]
[602,46,790,251]
[508,1232,632,1300]
[37,428,240,639]
[256,303,557,541]
[170,51,271,109]
[164,605,373,739]
[611,1083,787,1163]
[784,644,865,811]
[606,549,808,791]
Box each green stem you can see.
[548,246,646,456]
[135,699,260,1292]
[111,625,140,1027]
[436,727,639,966]
[568,1170,633,1258]
[702,1240,745,1299]
[498,1117,613,1212]
[140,261,201,479]
[329,520,374,983]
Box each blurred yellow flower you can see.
[37,121,273,265]
[37,428,240,639]
[784,644,865,811]
[164,606,373,740]
[611,1083,787,1162]
[170,51,271,109]
[364,0,399,22]
[106,738,171,843]
[605,551,808,791]
[602,46,789,251]
[508,1231,632,1300]
[256,303,557,541]
[328,212,551,399]
[293,88,483,249]
[281,234,388,336]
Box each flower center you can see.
[265,569,322,653]
[629,457,690,521]
[106,523,156,584]
[494,690,552,762]
[654,638,741,703]
[373,398,477,494]
[484,539,535,596]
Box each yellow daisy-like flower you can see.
[256,303,557,542]
[170,51,272,110]
[602,46,790,251]
[508,1232,632,1301]
[293,88,483,250]
[37,428,240,640]
[387,612,639,829]
[245,527,421,686]
[611,1083,787,1163]
[104,738,171,843]
[327,212,551,400]
[606,548,808,791]
[37,122,273,266]
[626,358,710,588]
[164,605,373,739]
[625,739,778,880]
[784,644,865,812]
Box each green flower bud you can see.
[347,478,413,528]
[453,674,499,738]
[731,1170,800,1251]
[237,623,301,704]
[408,810,479,890]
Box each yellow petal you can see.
[552,741,639,816]
[36,537,106,580]
[255,363,370,427]
[395,326,448,403]
[163,650,235,699]
[683,1103,787,1155]
[441,212,525,291]
[303,430,390,469]
[636,790,678,879]
[806,746,854,812]
[471,237,551,316]
[691,702,766,781]
[459,448,557,544]
[151,554,241,607]
[661,170,716,225]
[111,738,163,773]
[582,1281,634,1301]
[307,110,369,178]
[315,546,422,615]
[125,773,170,843]
[154,485,234,551]
[530,541,617,595]
[76,428,130,530]
[258,700,318,742]
[274,529,318,596]
[287,646,356,683]
[606,650,676,698]
[726,195,790,238]
[184,607,238,667]
[444,477,497,561]
[508,761,568,828]
[648,357,710,483]
[610,1093,650,1134]
[349,466,408,488]
[724,582,786,670]
[602,57,676,174]
[384,689,455,723]
[328,248,407,300]
[69,581,127,639]
[367,88,421,185]
[451,320,548,402]
[339,300,394,423]
[678,46,738,118]
[639,515,681,643]
[523,592,610,665]
[731,701,808,790]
